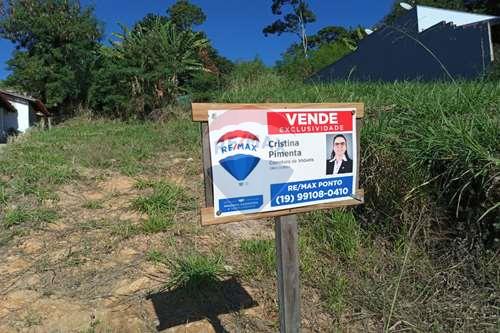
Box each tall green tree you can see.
[132,13,168,32]
[165,0,233,101]
[186,46,234,102]
[135,0,206,33]
[167,0,206,31]
[263,0,316,57]
[89,19,209,118]
[0,0,102,110]
[276,25,365,80]
[113,3,232,107]
[277,41,352,80]
[308,25,366,51]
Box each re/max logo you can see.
[219,142,257,154]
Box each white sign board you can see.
[208,108,357,218]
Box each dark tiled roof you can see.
[0,89,51,116]
[0,89,37,102]
[0,92,17,113]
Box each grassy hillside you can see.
[215,75,500,331]
[0,78,498,331]
[218,74,500,245]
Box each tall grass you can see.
[0,116,199,235]
[132,180,194,233]
[0,117,200,185]
[218,73,499,330]
[166,251,227,291]
[217,73,500,245]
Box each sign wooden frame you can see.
[192,103,365,226]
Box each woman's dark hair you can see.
[330,134,350,160]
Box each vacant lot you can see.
[0,118,334,332]
[0,79,499,332]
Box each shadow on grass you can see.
[147,277,258,332]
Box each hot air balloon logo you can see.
[217,130,261,181]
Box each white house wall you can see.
[10,100,31,133]
[417,6,497,32]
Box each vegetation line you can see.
[384,209,425,332]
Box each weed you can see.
[80,219,106,231]
[34,256,51,273]
[142,214,174,233]
[3,208,31,228]
[132,180,193,233]
[132,181,192,215]
[110,221,140,240]
[21,310,42,327]
[163,118,201,151]
[325,274,348,315]
[166,251,227,291]
[79,319,104,333]
[134,178,156,190]
[297,234,317,276]
[146,249,168,264]
[82,200,104,209]
[0,118,200,232]
[0,228,26,246]
[65,251,84,267]
[0,185,7,206]
[31,208,58,224]
[3,207,58,228]
[239,239,275,278]
[302,210,360,260]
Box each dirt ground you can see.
[0,155,343,333]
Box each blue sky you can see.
[0,0,394,80]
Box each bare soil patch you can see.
[0,153,340,332]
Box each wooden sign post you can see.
[193,103,364,332]
[276,214,300,333]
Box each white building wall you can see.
[10,100,30,133]
[417,6,497,32]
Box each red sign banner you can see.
[267,110,353,135]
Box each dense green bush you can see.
[88,19,208,118]
[0,0,102,110]
[276,41,352,80]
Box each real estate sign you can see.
[208,107,358,218]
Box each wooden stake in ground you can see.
[275,214,300,333]
[193,103,364,332]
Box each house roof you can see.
[0,92,17,113]
[416,5,498,32]
[0,89,37,102]
[0,89,51,116]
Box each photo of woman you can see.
[326,134,353,175]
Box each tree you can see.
[308,25,366,51]
[276,41,352,80]
[167,0,206,31]
[274,24,366,80]
[263,0,316,57]
[186,45,234,102]
[465,0,500,15]
[0,0,102,111]
[135,0,207,33]
[132,3,232,104]
[89,19,209,118]
[132,13,168,32]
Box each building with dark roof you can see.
[0,90,51,142]
[309,5,500,82]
